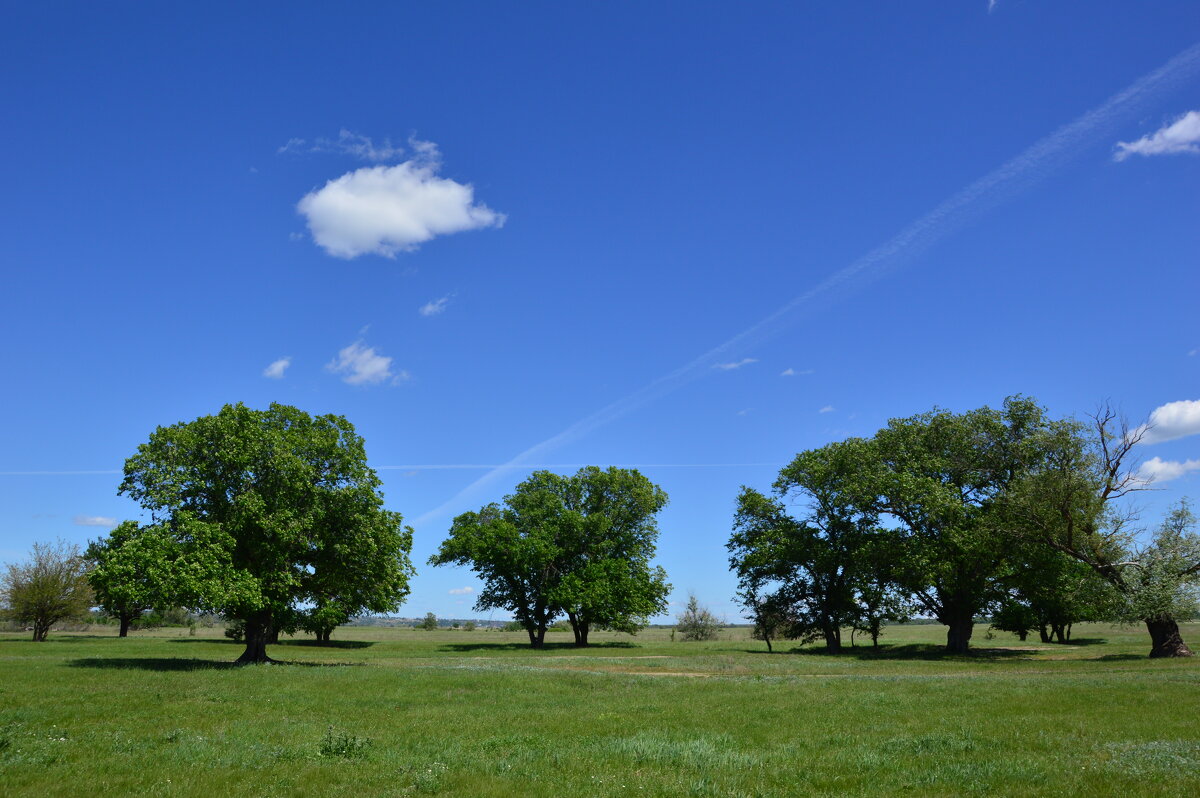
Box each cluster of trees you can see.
[729,398,1199,657]
[48,403,416,663]
[429,466,671,648]
[5,397,1195,663]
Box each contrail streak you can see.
[412,42,1200,528]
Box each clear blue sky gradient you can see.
[2,3,1198,622]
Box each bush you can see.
[676,594,721,641]
[318,726,371,759]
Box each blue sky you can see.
[2,2,1198,622]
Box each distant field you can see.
[1,622,1198,797]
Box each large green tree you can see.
[850,397,1051,654]
[430,467,670,648]
[729,441,894,653]
[1005,408,1199,657]
[85,521,173,637]
[119,402,415,663]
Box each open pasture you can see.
[1,623,1198,797]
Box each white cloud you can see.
[1137,456,1200,483]
[448,586,475,596]
[327,341,406,386]
[262,357,291,379]
[279,129,408,162]
[1114,110,1200,161]
[296,144,505,258]
[712,358,758,371]
[73,515,116,527]
[781,368,814,377]
[419,295,451,317]
[1135,399,1200,444]
[819,405,835,414]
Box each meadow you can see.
[1,622,1198,797]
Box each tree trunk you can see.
[945,617,974,654]
[567,612,590,647]
[1016,629,1028,642]
[823,625,842,654]
[764,633,773,653]
[1065,623,1072,642]
[118,614,132,638]
[1146,618,1195,658]
[236,613,278,664]
[33,620,49,642]
[1038,625,1050,644]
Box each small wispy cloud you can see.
[1137,456,1200,483]
[419,295,452,317]
[1114,110,1200,161]
[327,341,406,386]
[780,368,814,377]
[987,0,998,13]
[73,515,116,527]
[1135,399,1200,445]
[296,141,505,259]
[448,586,475,596]
[713,358,758,371]
[279,129,408,162]
[819,405,835,414]
[263,357,291,379]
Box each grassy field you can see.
[1,622,1198,797]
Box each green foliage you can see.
[1,540,93,641]
[117,402,415,661]
[417,612,439,631]
[730,440,909,651]
[1111,502,1200,625]
[317,726,371,759]
[463,620,476,632]
[430,466,671,647]
[675,594,720,641]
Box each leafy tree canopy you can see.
[430,466,670,648]
[118,402,414,663]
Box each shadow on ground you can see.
[68,657,362,671]
[750,643,1035,661]
[438,641,638,653]
[167,638,375,649]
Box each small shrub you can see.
[317,726,371,759]
[676,594,721,641]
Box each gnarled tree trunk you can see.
[945,616,974,654]
[822,624,842,654]
[237,612,278,664]
[1146,618,1194,658]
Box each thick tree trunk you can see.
[823,624,842,654]
[118,614,132,638]
[945,618,974,654]
[567,612,590,647]
[1146,618,1195,658]
[33,620,49,642]
[1016,630,1028,642]
[1038,625,1050,644]
[236,613,278,664]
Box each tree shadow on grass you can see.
[438,641,638,653]
[68,657,364,671]
[749,643,1031,661]
[167,638,375,649]
[1096,653,1146,662]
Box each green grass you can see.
[1,622,1198,796]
